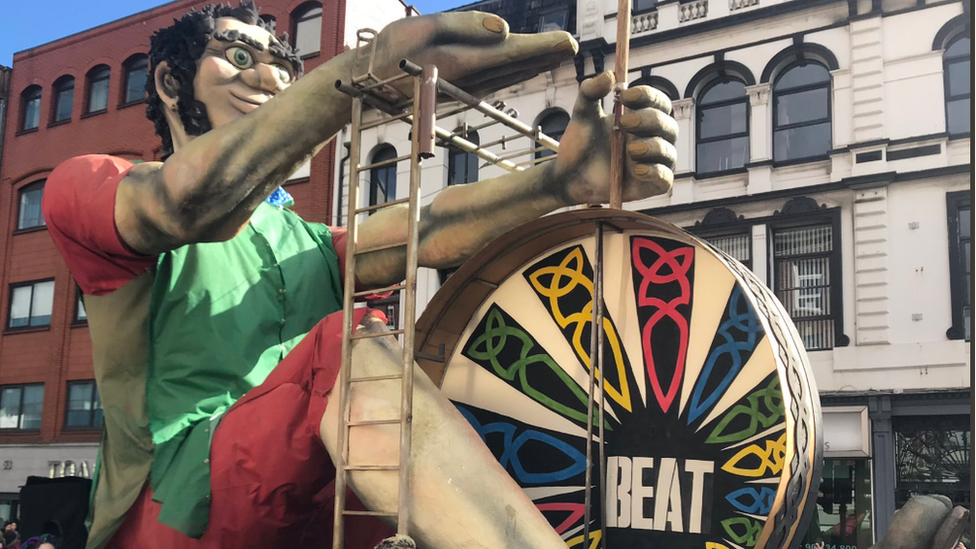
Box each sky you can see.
[0,0,468,66]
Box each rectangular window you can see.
[287,159,311,181]
[17,182,45,230]
[23,95,40,131]
[65,381,103,429]
[946,191,971,340]
[801,459,873,549]
[0,384,44,431]
[54,83,74,122]
[634,0,657,12]
[772,223,837,350]
[75,291,88,324]
[539,10,568,31]
[705,233,752,270]
[8,280,55,329]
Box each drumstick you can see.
[608,0,632,210]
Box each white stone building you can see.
[335,0,972,546]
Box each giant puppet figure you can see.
[43,2,677,548]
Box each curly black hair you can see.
[145,1,304,155]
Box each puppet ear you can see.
[154,61,181,111]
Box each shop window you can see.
[943,35,970,136]
[65,381,103,429]
[894,415,971,510]
[86,65,111,114]
[802,459,874,549]
[448,129,479,186]
[773,63,831,162]
[7,279,55,330]
[368,145,397,211]
[292,2,322,57]
[772,222,839,350]
[0,384,44,431]
[0,496,19,527]
[17,180,45,230]
[696,79,749,173]
[52,76,74,123]
[535,110,569,160]
[20,86,41,131]
[122,54,149,105]
[946,191,971,340]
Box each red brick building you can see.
[0,0,408,514]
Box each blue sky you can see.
[0,0,468,66]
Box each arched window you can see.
[20,86,41,131]
[122,55,149,105]
[943,34,970,135]
[369,145,397,210]
[535,110,569,160]
[696,79,749,173]
[52,76,74,123]
[632,75,679,104]
[292,2,322,58]
[448,129,479,185]
[17,180,45,230]
[773,63,831,162]
[86,65,111,114]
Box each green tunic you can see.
[144,202,344,536]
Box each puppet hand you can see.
[351,12,577,97]
[552,71,677,205]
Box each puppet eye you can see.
[272,64,293,84]
[226,47,254,69]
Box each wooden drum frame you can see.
[416,209,823,549]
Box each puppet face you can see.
[193,17,296,128]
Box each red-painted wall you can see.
[0,0,348,445]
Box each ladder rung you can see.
[356,197,410,214]
[345,464,400,471]
[350,373,404,383]
[351,329,405,340]
[343,510,398,517]
[354,283,405,298]
[355,241,405,255]
[347,418,402,427]
[361,153,410,171]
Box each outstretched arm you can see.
[112,13,578,255]
[355,72,678,286]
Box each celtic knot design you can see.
[721,516,764,547]
[463,305,605,428]
[536,502,586,535]
[722,432,787,478]
[688,285,764,424]
[526,246,633,413]
[631,237,693,413]
[706,377,784,444]
[726,486,776,515]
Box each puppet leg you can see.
[319,314,567,549]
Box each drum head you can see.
[416,209,822,549]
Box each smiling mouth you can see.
[231,93,270,109]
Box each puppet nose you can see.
[242,63,283,93]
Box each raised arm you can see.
[354,72,678,286]
[112,13,578,255]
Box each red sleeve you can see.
[43,155,157,296]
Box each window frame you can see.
[538,8,569,32]
[772,61,832,164]
[292,2,323,59]
[19,86,42,132]
[6,278,55,332]
[368,145,398,211]
[64,380,103,431]
[121,55,149,106]
[85,65,111,115]
[768,209,846,351]
[0,383,45,432]
[699,230,754,271]
[946,190,971,340]
[943,34,971,137]
[695,78,750,175]
[15,180,46,232]
[447,129,480,186]
[51,76,75,125]
[73,287,88,326]
[633,0,657,14]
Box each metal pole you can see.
[609,0,632,210]
[333,95,365,549]
[583,235,600,548]
[595,222,608,548]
